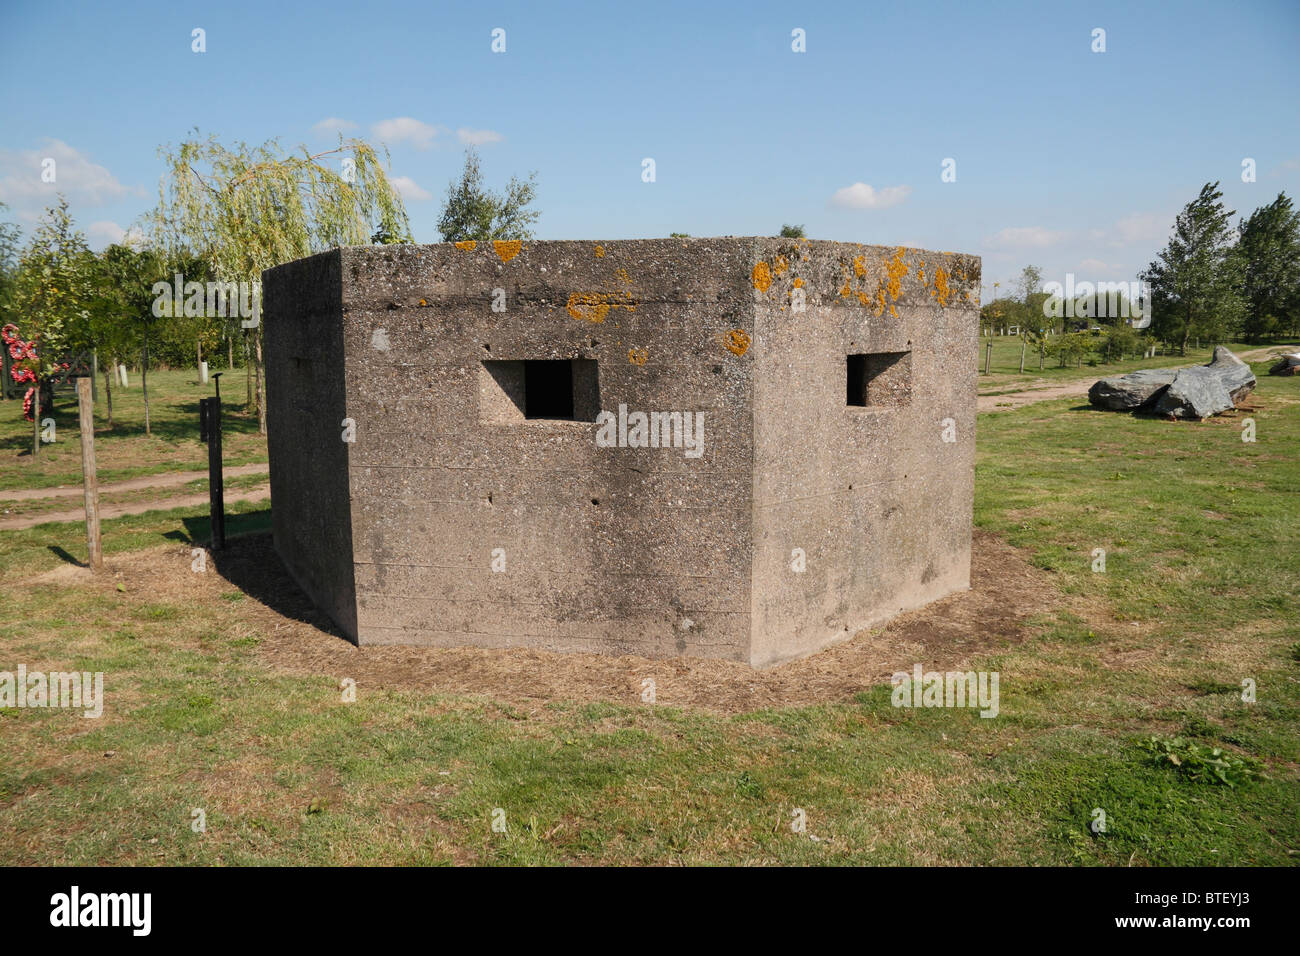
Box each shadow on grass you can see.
[169,508,274,546]
[48,545,87,568]
[179,513,348,641]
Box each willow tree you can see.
[149,133,411,433]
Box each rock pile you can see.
[1268,353,1300,376]
[1088,347,1256,419]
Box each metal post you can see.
[200,396,225,550]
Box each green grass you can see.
[974,337,1294,393]
[0,500,271,579]
[0,363,1296,865]
[0,367,267,492]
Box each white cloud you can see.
[88,220,125,244]
[982,226,1069,249]
[86,220,145,250]
[390,176,432,201]
[1111,212,1170,246]
[0,139,142,207]
[371,117,439,149]
[829,182,912,210]
[1078,257,1112,272]
[313,117,357,135]
[457,128,503,146]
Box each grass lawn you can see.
[974,337,1296,393]
[0,363,1296,865]
[0,367,267,492]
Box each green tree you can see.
[1072,286,1136,328]
[1100,323,1140,362]
[1017,264,1055,332]
[1017,264,1043,305]
[0,202,21,328]
[87,243,166,431]
[0,205,21,405]
[1237,191,1300,341]
[779,224,805,239]
[436,148,539,243]
[150,132,409,433]
[1141,182,1245,354]
[1050,330,1092,368]
[10,197,95,454]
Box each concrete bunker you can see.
[262,238,981,667]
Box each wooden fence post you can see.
[77,377,102,570]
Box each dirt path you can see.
[976,346,1285,413]
[0,463,268,502]
[978,381,1091,412]
[0,483,270,530]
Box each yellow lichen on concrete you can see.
[930,266,952,306]
[752,261,772,292]
[792,277,804,289]
[885,246,909,300]
[493,240,522,262]
[594,245,605,257]
[853,255,867,279]
[454,240,476,251]
[566,291,636,323]
[724,329,751,356]
[628,347,648,365]
[773,256,789,276]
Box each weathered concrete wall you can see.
[263,250,358,640]
[747,240,980,666]
[263,237,979,666]
[333,240,757,659]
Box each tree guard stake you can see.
[200,372,226,550]
[77,377,102,570]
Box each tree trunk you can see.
[31,383,40,457]
[103,361,114,429]
[255,331,267,435]
[1019,340,1026,374]
[143,325,151,437]
[245,334,253,408]
[228,335,234,371]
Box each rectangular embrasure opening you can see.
[481,359,599,422]
[847,351,912,408]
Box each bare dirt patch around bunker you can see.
[41,528,1063,716]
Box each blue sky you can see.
[1,0,1297,295]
